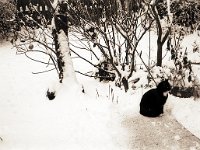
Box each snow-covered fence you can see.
[16,0,52,24]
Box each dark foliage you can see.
[156,0,168,19]
[0,1,17,39]
[170,86,194,98]
[67,0,144,26]
[15,0,52,28]
[140,80,171,117]
[156,0,200,30]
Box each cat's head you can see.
[157,79,171,93]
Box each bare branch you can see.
[70,48,98,68]
[32,68,56,74]
[24,50,54,65]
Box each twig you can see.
[25,52,54,65]
[70,49,98,68]
[75,71,96,78]
[191,62,200,65]
[75,70,115,80]
[96,89,99,98]
[32,68,55,74]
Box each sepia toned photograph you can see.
[0,0,200,149]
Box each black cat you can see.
[140,80,171,117]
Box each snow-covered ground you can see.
[0,31,200,149]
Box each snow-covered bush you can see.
[128,69,148,89]
[171,50,193,87]
[169,50,198,98]
[168,31,200,98]
[68,0,153,92]
[148,66,171,87]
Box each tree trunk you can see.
[150,2,170,67]
[157,40,163,67]
[52,14,77,83]
[122,77,129,92]
[47,0,77,100]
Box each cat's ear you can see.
[161,79,168,82]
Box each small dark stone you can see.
[46,90,56,100]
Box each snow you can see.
[0,30,200,149]
[57,30,77,84]
[0,41,128,150]
[170,96,200,139]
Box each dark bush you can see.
[0,1,16,40]
[156,0,200,30]
[170,86,194,98]
[95,61,116,82]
